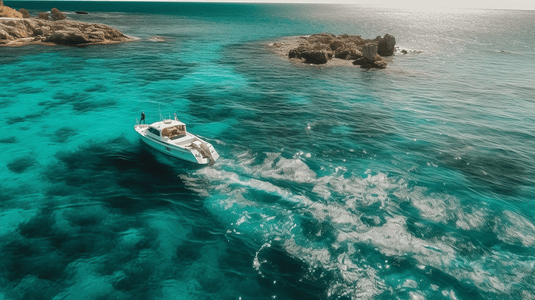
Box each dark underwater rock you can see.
[0,136,17,143]
[7,156,37,173]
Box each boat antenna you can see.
[174,112,178,121]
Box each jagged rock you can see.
[335,47,363,60]
[45,30,89,44]
[297,50,328,64]
[361,43,378,61]
[88,31,105,40]
[352,49,363,59]
[38,12,49,20]
[287,33,395,68]
[335,48,351,59]
[354,54,386,69]
[0,4,23,18]
[289,42,331,63]
[50,8,66,21]
[19,9,30,18]
[370,55,387,69]
[307,33,336,45]
[352,58,364,66]
[3,25,27,38]
[329,40,346,51]
[0,28,12,40]
[33,25,51,36]
[75,11,88,15]
[377,34,396,56]
[0,18,133,47]
[288,48,300,59]
[353,47,387,69]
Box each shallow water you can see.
[1,2,535,299]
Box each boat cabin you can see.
[147,120,187,140]
[162,124,186,140]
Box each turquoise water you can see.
[1,2,535,299]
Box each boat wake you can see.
[179,149,535,299]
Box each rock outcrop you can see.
[0,4,23,18]
[350,43,387,69]
[0,18,133,46]
[376,33,396,56]
[19,8,30,18]
[287,33,396,69]
[38,12,49,20]
[50,8,66,21]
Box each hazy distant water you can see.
[1,2,535,299]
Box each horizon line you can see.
[4,0,535,11]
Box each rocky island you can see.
[0,3,133,47]
[270,33,396,69]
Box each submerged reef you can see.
[0,5,133,47]
[270,33,396,69]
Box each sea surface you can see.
[1,2,535,299]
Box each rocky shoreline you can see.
[0,3,134,47]
[269,33,397,69]
[0,18,134,47]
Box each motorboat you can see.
[134,115,219,165]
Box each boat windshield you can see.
[162,125,186,140]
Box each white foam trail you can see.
[180,150,535,298]
[496,211,535,247]
[252,152,317,183]
[253,242,271,271]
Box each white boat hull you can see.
[134,123,219,165]
[140,133,201,163]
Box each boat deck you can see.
[172,135,196,147]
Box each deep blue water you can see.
[1,2,535,299]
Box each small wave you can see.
[493,49,520,55]
[395,46,423,55]
[127,35,142,41]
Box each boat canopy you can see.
[161,124,187,140]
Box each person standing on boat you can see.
[140,112,146,124]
